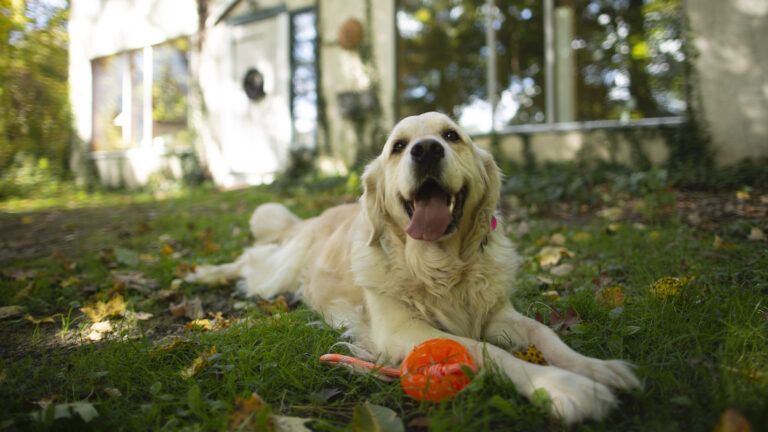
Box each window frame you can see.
[289,6,319,150]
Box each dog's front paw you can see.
[570,358,641,391]
[528,368,617,424]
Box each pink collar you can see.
[491,215,497,231]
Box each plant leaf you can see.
[80,295,126,322]
[352,402,404,432]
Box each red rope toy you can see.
[319,338,477,402]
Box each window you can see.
[91,38,190,151]
[396,0,685,133]
[290,9,318,149]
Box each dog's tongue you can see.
[406,194,452,241]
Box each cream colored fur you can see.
[187,112,640,424]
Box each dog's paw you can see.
[569,358,641,391]
[528,368,618,424]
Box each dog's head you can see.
[362,112,500,248]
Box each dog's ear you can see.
[361,157,386,246]
[461,148,502,256]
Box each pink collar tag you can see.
[491,216,497,231]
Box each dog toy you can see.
[319,338,477,402]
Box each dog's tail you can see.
[185,203,308,299]
[249,202,301,244]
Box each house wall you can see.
[687,0,768,165]
[69,0,199,187]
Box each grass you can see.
[0,180,766,431]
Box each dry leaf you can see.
[185,319,213,331]
[536,246,574,268]
[181,346,217,379]
[513,345,548,365]
[541,290,560,302]
[548,306,581,333]
[747,227,765,241]
[230,392,268,429]
[352,402,405,432]
[735,190,751,201]
[24,314,57,325]
[0,305,27,320]
[536,275,554,286]
[607,223,621,233]
[572,231,592,242]
[713,235,736,250]
[598,207,623,221]
[169,296,205,320]
[549,263,574,277]
[549,233,566,246]
[112,271,158,294]
[258,296,289,315]
[273,415,312,432]
[80,295,126,322]
[713,409,752,432]
[161,244,175,256]
[595,286,625,307]
[204,239,220,253]
[649,276,694,298]
[104,387,122,398]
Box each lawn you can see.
[0,177,766,431]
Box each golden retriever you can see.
[188,112,639,424]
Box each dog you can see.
[187,112,640,424]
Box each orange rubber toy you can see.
[319,338,477,402]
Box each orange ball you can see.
[399,338,476,402]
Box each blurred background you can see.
[1,0,766,202]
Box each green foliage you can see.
[0,0,72,173]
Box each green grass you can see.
[1,184,766,431]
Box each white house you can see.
[68,0,768,188]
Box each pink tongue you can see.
[406,195,452,241]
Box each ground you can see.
[0,179,766,431]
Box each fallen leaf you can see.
[0,305,27,320]
[104,387,122,398]
[735,190,751,201]
[161,244,175,256]
[180,346,217,378]
[513,345,548,365]
[352,402,405,432]
[633,222,647,231]
[24,314,57,325]
[713,408,752,432]
[91,321,113,333]
[112,271,158,294]
[536,275,554,286]
[549,263,574,277]
[713,235,736,250]
[273,415,312,432]
[541,290,560,302]
[687,212,702,226]
[169,296,205,320]
[607,223,621,233]
[649,276,694,299]
[124,310,153,321]
[549,233,566,246]
[114,248,139,267]
[230,392,269,430]
[185,319,213,331]
[572,231,592,242]
[747,227,765,241]
[598,207,623,221]
[21,215,33,224]
[595,286,625,307]
[258,296,289,315]
[549,306,581,333]
[69,402,99,423]
[80,295,126,322]
[536,246,574,268]
[203,239,220,253]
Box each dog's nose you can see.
[410,139,445,166]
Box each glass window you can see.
[396,0,685,129]
[92,51,144,150]
[152,38,191,149]
[558,0,686,121]
[291,9,318,149]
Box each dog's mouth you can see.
[402,179,467,241]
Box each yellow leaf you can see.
[513,345,548,365]
[735,190,750,201]
[649,276,694,299]
[161,244,174,256]
[549,233,566,246]
[536,246,574,268]
[541,290,560,302]
[598,207,623,222]
[747,227,765,241]
[181,346,217,379]
[185,319,213,331]
[596,286,625,307]
[24,314,58,325]
[230,393,268,430]
[713,409,752,432]
[258,296,289,315]
[80,295,126,322]
[713,235,736,250]
[572,231,592,242]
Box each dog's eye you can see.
[443,129,460,142]
[392,139,408,154]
